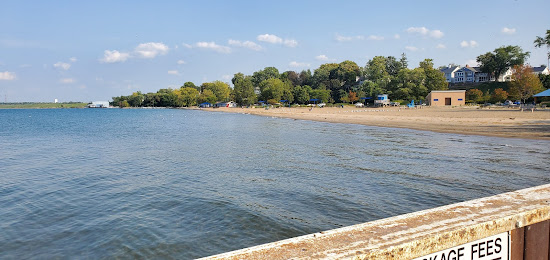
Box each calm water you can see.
[1,108,549,259]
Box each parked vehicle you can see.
[354,102,364,107]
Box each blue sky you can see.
[1,0,549,102]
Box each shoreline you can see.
[194,106,550,140]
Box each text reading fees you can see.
[413,232,508,260]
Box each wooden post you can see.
[524,220,549,260]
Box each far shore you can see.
[195,105,550,140]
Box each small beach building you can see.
[425,90,465,106]
[199,102,212,108]
[214,101,237,108]
[88,101,110,108]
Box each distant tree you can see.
[259,78,289,101]
[252,67,280,87]
[348,91,359,103]
[539,74,550,90]
[178,87,199,107]
[336,60,361,88]
[127,91,144,107]
[183,81,199,90]
[466,89,484,103]
[299,69,313,86]
[490,88,509,103]
[292,85,311,104]
[281,71,301,86]
[534,29,550,66]
[201,81,231,102]
[419,59,448,91]
[476,45,530,81]
[309,88,331,103]
[508,65,544,103]
[232,73,257,105]
[198,89,217,104]
[120,100,130,108]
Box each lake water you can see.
[1,108,549,259]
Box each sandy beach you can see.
[200,106,550,140]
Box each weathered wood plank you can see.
[524,220,549,260]
[511,227,525,260]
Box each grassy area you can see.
[0,102,88,109]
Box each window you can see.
[458,98,463,101]
[434,99,439,101]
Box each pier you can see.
[203,184,550,259]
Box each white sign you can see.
[413,232,509,260]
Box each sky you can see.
[1,0,549,102]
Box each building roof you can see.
[532,66,548,73]
[430,90,466,93]
[534,89,550,97]
[440,66,459,74]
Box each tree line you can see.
[112,29,550,107]
[112,54,451,107]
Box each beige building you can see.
[425,90,466,106]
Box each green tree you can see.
[259,78,289,101]
[293,85,311,104]
[312,63,339,89]
[183,81,199,90]
[508,65,544,103]
[419,59,448,91]
[466,89,484,103]
[127,91,144,107]
[201,81,231,102]
[198,89,217,104]
[539,74,550,90]
[252,67,280,87]
[232,73,257,105]
[178,87,199,107]
[336,60,361,88]
[534,29,550,66]
[392,68,426,101]
[476,45,530,81]
[309,88,331,103]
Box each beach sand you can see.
[200,106,550,140]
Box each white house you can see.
[532,66,550,75]
[440,66,460,83]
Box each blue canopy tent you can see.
[199,102,212,108]
[534,89,550,104]
[279,100,290,107]
[309,98,320,104]
[360,97,372,105]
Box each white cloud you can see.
[406,27,444,39]
[257,34,298,47]
[289,61,310,68]
[134,42,169,58]
[394,34,401,39]
[257,34,283,44]
[502,27,516,35]
[0,71,16,80]
[335,34,364,42]
[368,35,384,41]
[465,59,478,67]
[228,39,263,51]
[436,44,446,49]
[69,57,77,62]
[195,42,231,53]
[100,50,130,63]
[167,70,179,75]
[53,62,71,70]
[405,46,419,52]
[460,40,478,48]
[316,54,330,61]
[59,78,75,84]
[177,60,186,64]
[283,39,298,47]
[183,43,193,49]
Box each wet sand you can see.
[199,106,550,140]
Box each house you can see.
[214,101,237,108]
[532,66,550,75]
[425,90,466,106]
[374,94,390,106]
[440,65,513,83]
[440,66,460,83]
